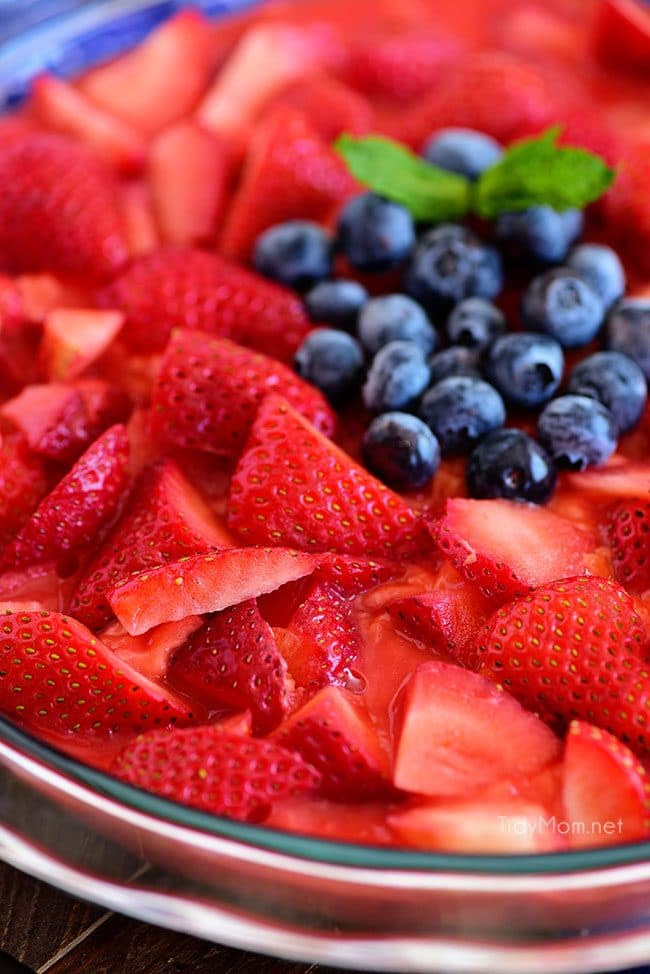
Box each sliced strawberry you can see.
[39,308,124,381]
[197,24,333,148]
[344,30,461,103]
[112,726,320,821]
[2,425,130,570]
[168,600,290,734]
[97,246,310,361]
[219,106,357,262]
[14,274,90,324]
[477,576,650,752]
[393,661,561,798]
[29,74,145,174]
[147,121,227,246]
[388,797,562,852]
[283,582,361,690]
[0,610,193,747]
[102,616,203,683]
[80,10,215,137]
[430,497,596,601]
[0,275,38,393]
[108,546,318,636]
[0,434,49,547]
[0,132,127,280]
[562,721,650,848]
[69,459,232,631]
[119,181,160,257]
[591,0,650,74]
[266,797,394,845]
[565,460,650,501]
[602,499,650,593]
[2,379,130,465]
[151,331,335,458]
[0,563,63,612]
[603,140,650,275]
[272,686,391,800]
[0,115,34,148]
[271,76,373,142]
[228,395,430,559]
[387,574,491,670]
[315,553,401,595]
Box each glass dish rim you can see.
[1,0,650,878]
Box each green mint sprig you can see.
[335,127,615,223]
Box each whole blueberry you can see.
[419,375,506,456]
[567,243,626,309]
[336,192,416,272]
[421,128,503,181]
[405,224,503,315]
[363,412,441,490]
[467,428,557,504]
[253,220,333,290]
[304,279,368,330]
[446,297,506,350]
[428,346,482,385]
[567,350,647,433]
[363,340,430,413]
[358,294,437,356]
[294,328,365,406]
[521,268,605,348]
[604,299,650,380]
[495,206,584,264]
[538,394,618,470]
[484,332,564,409]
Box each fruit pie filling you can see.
[0,0,649,853]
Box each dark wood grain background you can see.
[0,864,358,974]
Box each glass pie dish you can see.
[2,2,650,972]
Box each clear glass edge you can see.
[0,0,649,878]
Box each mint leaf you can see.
[474,127,615,218]
[335,134,471,222]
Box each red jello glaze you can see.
[0,0,648,855]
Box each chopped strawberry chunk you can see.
[0,610,193,747]
[393,661,561,798]
[271,75,373,142]
[2,425,130,570]
[108,546,318,637]
[272,686,391,800]
[430,497,596,600]
[80,10,215,137]
[29,73,145,174]
[562,721,650,847]
[39,308,124,381]
[97,247,311,361]
[219,106,357,262]
[118,182,160,257]
[266,797,394,845]
[0,275,38,393]
[228,395,431,559]
[14,274,90,323]
[602,499,650,593]
[283,582,361,690]
[591,0,650,75]
[0,133,128,280]
[147,121,228,246]
[69,459,232,631]
[0,434,49,547]
[113,727,321,821]
[102,616,203,683]
[344,30,462,103]
[151,331,335,457]
[603,140,650,275]
[565,460,650,501]
[168,600,290,734]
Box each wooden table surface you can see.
[0,863,357,974]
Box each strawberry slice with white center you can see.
[102,616,203,683]
[113,726,321,820]
[69,459,232,631]
[430,497,597,600]
[168,599,290,734]
[147,121,228,246]
[107,546,318,636]
[39,308,124,381]
[151,331,335,456]
[2,424,130,570]
[0,610,194,746]
[227,394,431,559]
[393,661,561,798]
[30,74,146,174]
[562,721,650,848]
[80,10,215,137]
[272,686,392,801]
[565,461,650,501]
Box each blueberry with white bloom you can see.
[521,268,605,348]
[422,128,503,181]
[419,375,506,456]
[304,279,368,330]
[567,350,647,433]
[567,243,626,309]
[253,220,333,290]
[538,394,618,470]
[358,294,437,357]
[294,328,364,406]
[363,340,430,413]
[604,299,650,381]
[428,346,482,385]
[484,332,564,409]
[495,206,584,264]
[337,192,416,272]
[446,297,506,350]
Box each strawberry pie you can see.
[0,0,649,854]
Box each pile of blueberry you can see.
[252,128,650,504]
